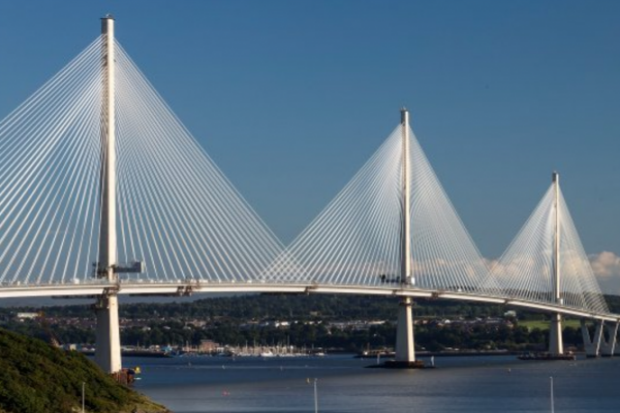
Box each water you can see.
[131,355,620,413]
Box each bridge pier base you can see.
[548,312,564,355]
[614,324,620,356]
[94,294,122,373]
[599,322,618,357]
[581,319,603,358]
[614,323,620,357]
[395,296,415,362]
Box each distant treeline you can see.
[4,293,619,320]
[2,294,616,352]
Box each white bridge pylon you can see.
[489,175,609,315]
[489,172,609,355]
[262,108,504,364]
[0,17,286,373]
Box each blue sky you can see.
[0,1,618,269]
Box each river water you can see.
[131,354,620,413]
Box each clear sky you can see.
[0,1,618,288]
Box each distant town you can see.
[3,294,614,356]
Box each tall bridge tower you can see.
[94,15,122,374]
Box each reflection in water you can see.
[133,355,620,413]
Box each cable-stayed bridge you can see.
[0,17,617,372]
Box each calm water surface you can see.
[131,354,620,413]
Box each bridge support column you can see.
[382,109,421,368]
[94,294,122,373]
[599,322,618,357]
[392,108,416,366]
[581,319,603,358]
[395,297,414,362]
[548,313,564,356]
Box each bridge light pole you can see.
[395,108,415,364]
[94,15,122,374]
[549,171,564,356]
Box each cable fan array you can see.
[264,124,498,296]
[489,184,609,314]
[0,37,104,285]
[0,36,284,285]
[114,41,283,282]
[0,31,611,317]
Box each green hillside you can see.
[0,328,168,413]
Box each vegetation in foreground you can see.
[0,328,169,413]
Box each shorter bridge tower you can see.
[548,172,564,356]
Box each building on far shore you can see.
[15,312,39,321]
[199,339,218,352]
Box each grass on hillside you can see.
[518,319,581,331]
[0,328,168,413]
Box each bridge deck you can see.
[1,281,616,322]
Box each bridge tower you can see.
[395,108,415,364]
[94,15,122,374]
[548,171,564,356]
